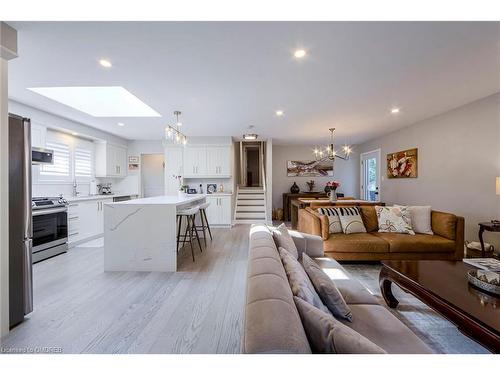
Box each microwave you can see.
[32,147,54,165]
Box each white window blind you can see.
[74,147,93,177]
[40,141,70,177]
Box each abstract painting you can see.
[387,148,418,178]
[286,160,334,177]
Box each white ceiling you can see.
[8,21,500,144]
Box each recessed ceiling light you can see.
[243,134,258,140]
[28,86,161,117]
[72,132,78,136]
[117,122,125,126]
[390,108,400,114]
[294,49,307,59]
[275,110,284,116]
[99,59,112,68]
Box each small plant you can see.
[172,175,183,191]
[326,180,341,190]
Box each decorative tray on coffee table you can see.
[467,270,500,296]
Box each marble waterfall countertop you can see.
[64,193,139,202]
[105,194,207,206]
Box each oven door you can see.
[32,208,68,252]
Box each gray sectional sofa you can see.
[242,224,433,354]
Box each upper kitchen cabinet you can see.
[183,146,207,177]
[30,123,47,148]
[183,145,231,178]
[95,142,128,178]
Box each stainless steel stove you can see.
[31,197,68,262]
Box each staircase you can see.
[233,186,267,224]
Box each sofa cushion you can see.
[334,207,367,234]
[375,206,415,235]
[316,207,343,234]
[301,253,353,321]
[278,247,330,313]
[344,304,432,354]
[359,206,378,232]
[396,205,433,235]
[431,211,457,240]
[294,297,386,354]
[324,233,389,253]
[272,223,299,259]
[373,232,456,253]
[313,257,379,305]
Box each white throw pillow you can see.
[333,207,367,234]
[272,223,299,259]
[396,205,433,235]
[375,206,415,235]
[317,207,342,234]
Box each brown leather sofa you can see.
[242,224,433,353]
[298,206,464,261]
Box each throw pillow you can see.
[316,207,342,234]
[272,223,299,259]
[278,247,330,314]
[293,297,386,354]
[375,206,415,235]
[301,253,353,321]
[395,205,433,235]
[333,207,367,234]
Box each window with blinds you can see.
[40,141,70,177]
[74,147,93,177]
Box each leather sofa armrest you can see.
[454,215,465,260]
[289,230,324,257]
[298,208,329,240]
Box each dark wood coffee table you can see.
[379,260,500,353]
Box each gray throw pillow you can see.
[294,297,386,354]
[301,253,353,322]
[272,223,299,259]
[278,247,330,314]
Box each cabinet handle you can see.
[69,203,79,207]
[69,232,80,237]
[68,216,79,220]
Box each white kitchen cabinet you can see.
[31,123,47,148]
[206,146,231,176]
[183,146,207,177]
[95,142,127,178]
[164,146,184,195]
[204,195,231,226]
[68,197,112,245]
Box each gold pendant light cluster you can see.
[313,128,352,161]
[165,110,187,145]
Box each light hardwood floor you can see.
[1,225,249,354]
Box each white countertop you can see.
[105,194,206,206]
[65,193,139,202]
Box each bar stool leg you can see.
[199,210,207,248]
[176,215,183,252]
[191,214,203,253]
[185,215,195,262]
[202,208,213,241]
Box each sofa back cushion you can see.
[244,224,311,353]
[431,211,457,240]
[334,207,367,234]
[272,223,299,259]
[359,206,378,232]
[316,207,343,234]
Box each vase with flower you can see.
[326,181,341,202]
[173,175,185,197]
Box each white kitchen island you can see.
[103,194,206,272]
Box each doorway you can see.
[141,154,165,197]
[242,143,262,187]
[360,149,381,201]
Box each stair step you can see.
[236,207,266,212]
[236,194,265,199]
[233,219,267,224]
[235,212,267,219]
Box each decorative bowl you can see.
[467,270,500,296]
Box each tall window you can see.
[74,147,93,178]
[40,141,70,177]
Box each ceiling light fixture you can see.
[243,134,258,140]
[165,111,187,146]
[72,132,78,136]
[275,110,284,116]
[390,108,400,114]
[294,49,306,58]
[99,59,112,68]
[117,122,125,126]
[313,128,352,161]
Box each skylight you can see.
[27,86,161,117]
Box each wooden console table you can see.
[282,192,327,221]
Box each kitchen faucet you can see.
[72,179,80,197]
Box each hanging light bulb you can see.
[182,137,187,145]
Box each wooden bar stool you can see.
[195,201,213,248]
[176,206,203,262]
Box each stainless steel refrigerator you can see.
[9,113,33,328]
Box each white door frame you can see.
[360,149,381,201]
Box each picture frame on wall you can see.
[206,183,217,194]
[286,160,334,177]
[386,148,418,178]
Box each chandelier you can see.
[165,111,187,145]
[313,128,352,161]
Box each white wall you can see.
[271,144,358,209]
[358,93,500,249]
